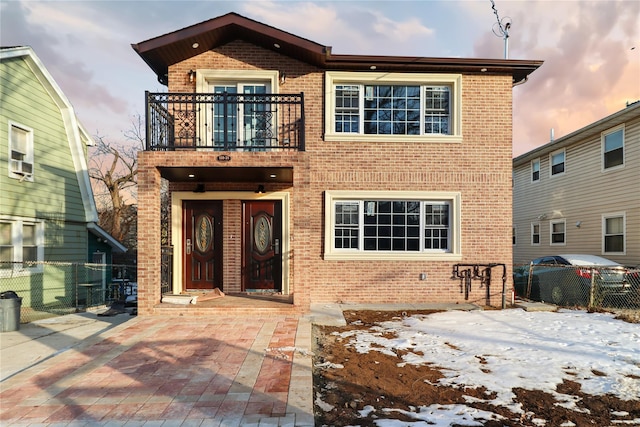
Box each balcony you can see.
[145,91,305,151]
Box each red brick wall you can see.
[137,41,514,312]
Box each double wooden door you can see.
[183,200,282,292]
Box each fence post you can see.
[588,267,596,309]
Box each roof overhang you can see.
[132,12,542,86]
[88,223,127,253]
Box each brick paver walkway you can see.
[0,315,314,426]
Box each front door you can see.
[183,200,223,291]
[243,200,282,291]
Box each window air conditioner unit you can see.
[10,159,33,176]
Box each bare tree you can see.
[89,114,144,244]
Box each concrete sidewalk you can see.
[0,311,315,426]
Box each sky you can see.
[1,0,639,157]
[318,308,640,426]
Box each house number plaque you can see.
[217,155,231,162]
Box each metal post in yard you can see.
[526,263,534,300]
[588,266,596,309]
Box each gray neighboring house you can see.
[512,101,640,267]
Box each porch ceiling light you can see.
[192,42,199,49]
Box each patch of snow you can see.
[338,308,640,426]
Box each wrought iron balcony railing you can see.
[145,91,305,151]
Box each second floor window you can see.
[550,149,565,176]
[8,122,34,181]
[326,72,462,142]
[602,127,624,170]
[335,84,450,135]
[531,158,540,182]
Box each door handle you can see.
[273,238,280,255]
[186,238,192,255]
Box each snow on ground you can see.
[335,308,640,426]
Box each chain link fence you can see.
[0,262,137,324]
[514,263,640,310]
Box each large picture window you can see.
[325,191,461,260]
[326,72,462,142]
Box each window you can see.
[550,219,566,245]
[531,158,540,182]
[326,72,462,142]
[325,191,461,260]
[0,218,43,273]
[512,226,516,246]
[603,213,625,254]
[550,149,565,176]
[8,121,34,181]
[602,126,624,170]
[195,70,279,150]
[531,223,540,245]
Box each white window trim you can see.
[324,71,462,143]
[8,120,34,182]
[531,222,540,246]
[195,69,280,93]
[324,190,462,261]
[549,218,566,246]
[171,191,290,295]
[601,124,625,172]
[531,158,540,182]
[194,70,281,149]
[0,216,44,277]
[549,148,565,178]
[602,212,626,255]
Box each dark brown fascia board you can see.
[326,55,543,81]
[132,12,542,84]
[133,12,326,54]
[131,12,328,81]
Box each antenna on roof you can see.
[490,0,512,59]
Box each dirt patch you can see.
[313,310,640,426]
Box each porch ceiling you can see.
[159,166,293,183]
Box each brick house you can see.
[132,12,542,315]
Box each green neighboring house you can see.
[0,46,125,312]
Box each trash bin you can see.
[0,291,22,332]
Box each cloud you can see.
[474,0,640,156]
[240,1,434,56]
